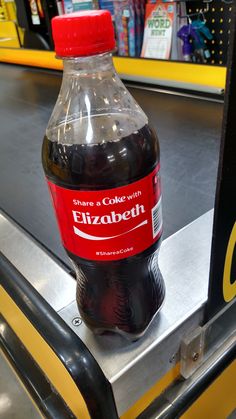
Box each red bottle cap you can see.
[52,10,116,57]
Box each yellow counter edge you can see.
[0,284,179,418]
[0,48,226,90]
[1,285,236,418]
[0,286,90,419]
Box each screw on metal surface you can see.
[192,352,199,362]
[169,354,176,364]
[72,317,82,327]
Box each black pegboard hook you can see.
[201,1,211,14]
[178,0,212,19]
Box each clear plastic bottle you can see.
[42,10,165,340]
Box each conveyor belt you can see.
[0,63,222,266]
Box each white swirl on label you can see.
[73,220,148,241]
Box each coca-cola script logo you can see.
[47,164,162,261]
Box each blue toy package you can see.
[99,0,114,16]
[192,18,213,62]
[177,24,200,61]
[63,0,73,13]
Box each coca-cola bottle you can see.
[42,10,165,339]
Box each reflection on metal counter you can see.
[0,209,212,416]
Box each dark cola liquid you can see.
[42,122,165,338]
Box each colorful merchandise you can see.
[192,18,213,63]
[72,0,97,11]
[134,0,145,56]
[177,24,200,62]
[114,0,135,56]
[177,15,213,64]
[62,0,97,13]
[113,0,145,57]
[141,1,175,59]
[171,1,187,61]
[28,0,40,25]
[56,0,64,15]
[62,0,73,13]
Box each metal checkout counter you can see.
[1,15,236,419]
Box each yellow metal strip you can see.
[121,364,179,419]
[0,284,180,419]
[2,283,235,418]
[0,286,90,419]
[5,2,17,22]
[0,48,226,89]
[0,49,62,70]
[122,358,236,419]
[182,361,236,419]
[0,22,20,48]
[114,57,226,90]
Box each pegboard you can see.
[186,0,233,65]
[0,0,8,21]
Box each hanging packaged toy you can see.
[134,0,145,57]
[141,0,174,59]
[114,0,135,57]
[62,0,73,13]
[177,24,200,62]
[99,0,114,16]
[192,17,213,63]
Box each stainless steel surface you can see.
[125,83,224,104]
[0,350,42,419]
[180,326,204,379]
[0,212,76,312]
[59,302,203,415]
[120,74,224,95]
[0,209,213,415]
[59,210,213,414]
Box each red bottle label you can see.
[47,165,162,261]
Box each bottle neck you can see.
[62,52,115,77]
[47,51,148,145]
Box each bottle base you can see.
[84,283,166,342]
